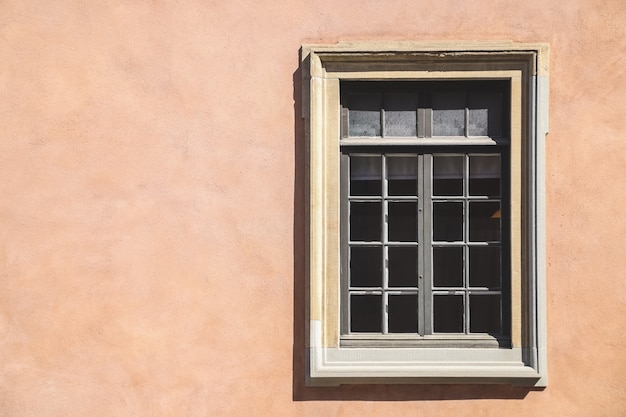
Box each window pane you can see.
[433,202,463,242]
[469,246,501,288]
[469,155,500,197]
[469,202,501,241]
[350,294,382,332]
[348,92,382,136]
[351,156,382,196]
[388,202,417,242]
[432,91,465,136]
[470,294,501,333]
[388,295,418,333]
[468,91,502,137]
[384,92,417,136]
[433,155,463,196]
[388,246,417,287]
[433,246,463,287]
[350,202,381,241]
[387,156,417,196]
[433,295,464,333]
[350,246,382,287]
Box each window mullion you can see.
[464,153,470,334]
[381,104,386,138]
[464,94,469,137]
[422,154,432,335]
[425,107,432,138]
[417,95,427,138]
[382,155,389,334]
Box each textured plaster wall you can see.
[0,0,625,416]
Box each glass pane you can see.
[348,92,382,136]
[432,91,465,136]
[469,202,501,242]
[469,246,501,288]
[388,295,418,333]
[350,294,382,332]
[388,246,417,287]
[468,91,503,137]
[384,92,417,136]
[350,202,381,241]
[387,156,417,196]
[433,202,463,242]
[469,155,500,196]
[470,294,501,333]
[350,156,382,196]
[433,246,463,287]
[433,155,463,196]
[433,295,464,333]
[388,202,417,242]
[350,246,382,287]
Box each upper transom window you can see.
[342,81,508,139]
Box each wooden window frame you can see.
[302,41,549,386]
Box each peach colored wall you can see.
[0,0,625,415]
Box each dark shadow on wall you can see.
[291,48,538,402]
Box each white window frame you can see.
[302,41,549,387]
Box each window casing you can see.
[303,42,549,386]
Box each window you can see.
[341,82,510,346]
[303,42,549,386]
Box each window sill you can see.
[308,345,543,386]
[308,321,542,387]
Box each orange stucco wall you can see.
[1,1,625,415]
